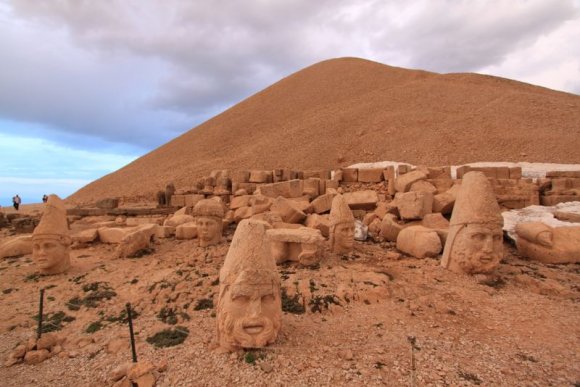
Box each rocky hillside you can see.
[68,57,580,204]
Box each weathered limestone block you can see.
[163,214,195,228]
[230,195,252,210]
[379,214,418,242]
[170,194,186,207]
[267,228,325,266]
[217,220,281,352]
[357,168,384,183]
[310,193,337,214]
[304,214,330,237]
[409,180,437,194]
[271,197,306,224]
[515,223,580,264]
[72,229,99,244]
[441,172,504,275]
[509,167,522,179]
[426,166,451,179]
[155,226,174,239]
[395,191,433,220]
[96,198,119,210]
[343,190,379,210]
[258,180,304,198]
[250,195,273,216]
[303,170,331,179]
[397,226,442,258]
[303,178,320,199]
[421,213,450,244]
[175,222,198,240]
[184,194,205,208]
[383,166,396,195]
[32,195,71,275]
[325,180,339,191]
[341,168,358,182]
[231,170,250,183]
[233,206,253,222]
[0,235,32,259]
[98,227,131,244]
[24,349,50,365]
[249,170,273,183]
[116,224,157,258]
[395,170,427,193]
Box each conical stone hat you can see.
[329,194,354,226]
[220,219,277,285]
[193,198,225,218]
[32,194,71,243]
[449,171,503,227]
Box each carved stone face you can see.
[196,216,221,247]
[448,223,503,274]
[332,222,355,254]
[218,271,281,350]
[33,237,70,274]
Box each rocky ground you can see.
[0,207,578,387]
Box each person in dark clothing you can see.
[13,195,21,210]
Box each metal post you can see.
[37,288,45,339]
[126,303,138,363]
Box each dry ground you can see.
[0,219,578,387]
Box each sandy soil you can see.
[0,224,578,386]
[68,57,580,204]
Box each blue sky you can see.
[1,0,579,206]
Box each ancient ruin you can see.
[31,195,71,275]
[216,219,282,352]
[515,222,580,264]
[441,172,504,275]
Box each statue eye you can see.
[471,233,485,241]
[493,235,502,241]
[261,294,275,303]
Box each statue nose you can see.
[249,299,262,316]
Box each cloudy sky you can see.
[1,0,579,205]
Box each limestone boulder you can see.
[116,224,157,258]
[258,179,304,198]
[515,222,580,264]
[267,227,325,266]
[343,190,379,210]
[310,193,337,214]
[357,168,384,183]
[175,222,198,240]
[395,170,427,193]
[230,195,252,210]
[397,226,442,258]
[304,214,330,237]
[271,197,306,224]
[163,214,194,228]
[379,214,418,242]
[72,229,99,244]
[0,235,32,259]
[98,227,132,244]
[395,191,433,220]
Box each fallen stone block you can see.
[343,190,379,210]
[310,193,337,214]
[116,224,157,258]
[257,179,304,198]
[357,168,384,183]
[395,191,433,220]
[395,170,427,193]
[341,168,358,182]
[304,214,330,237]
[175,222,198,240]
[271,197,306,224]
[0,235,32,259]
[267,228,325,266]
[397,226,442,258]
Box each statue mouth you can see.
[479,256,493,263]
[242,323,264,335]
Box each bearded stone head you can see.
[441,172,504,275]
[216,219,281,351]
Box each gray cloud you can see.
[1,0,578,153]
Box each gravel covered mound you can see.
[68,57,580,204]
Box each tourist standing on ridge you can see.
[42,194,48,203]
[13,195,21,210]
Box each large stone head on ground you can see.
[193,199,224,247]
[441,172,503,274]
[329,194,355,254]
[32,195,71,275]
[217,219,281,352]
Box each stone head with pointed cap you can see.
[329,194,355,254]
[32,194,71,275]
[216,219,281,352]
[193,198,225,247]
[441,172,504,274]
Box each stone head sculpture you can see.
[32,194,71,275]
[193,199,225,247]
[329,194,355,254]
[217,219,281,352]
[441,172,503,274]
